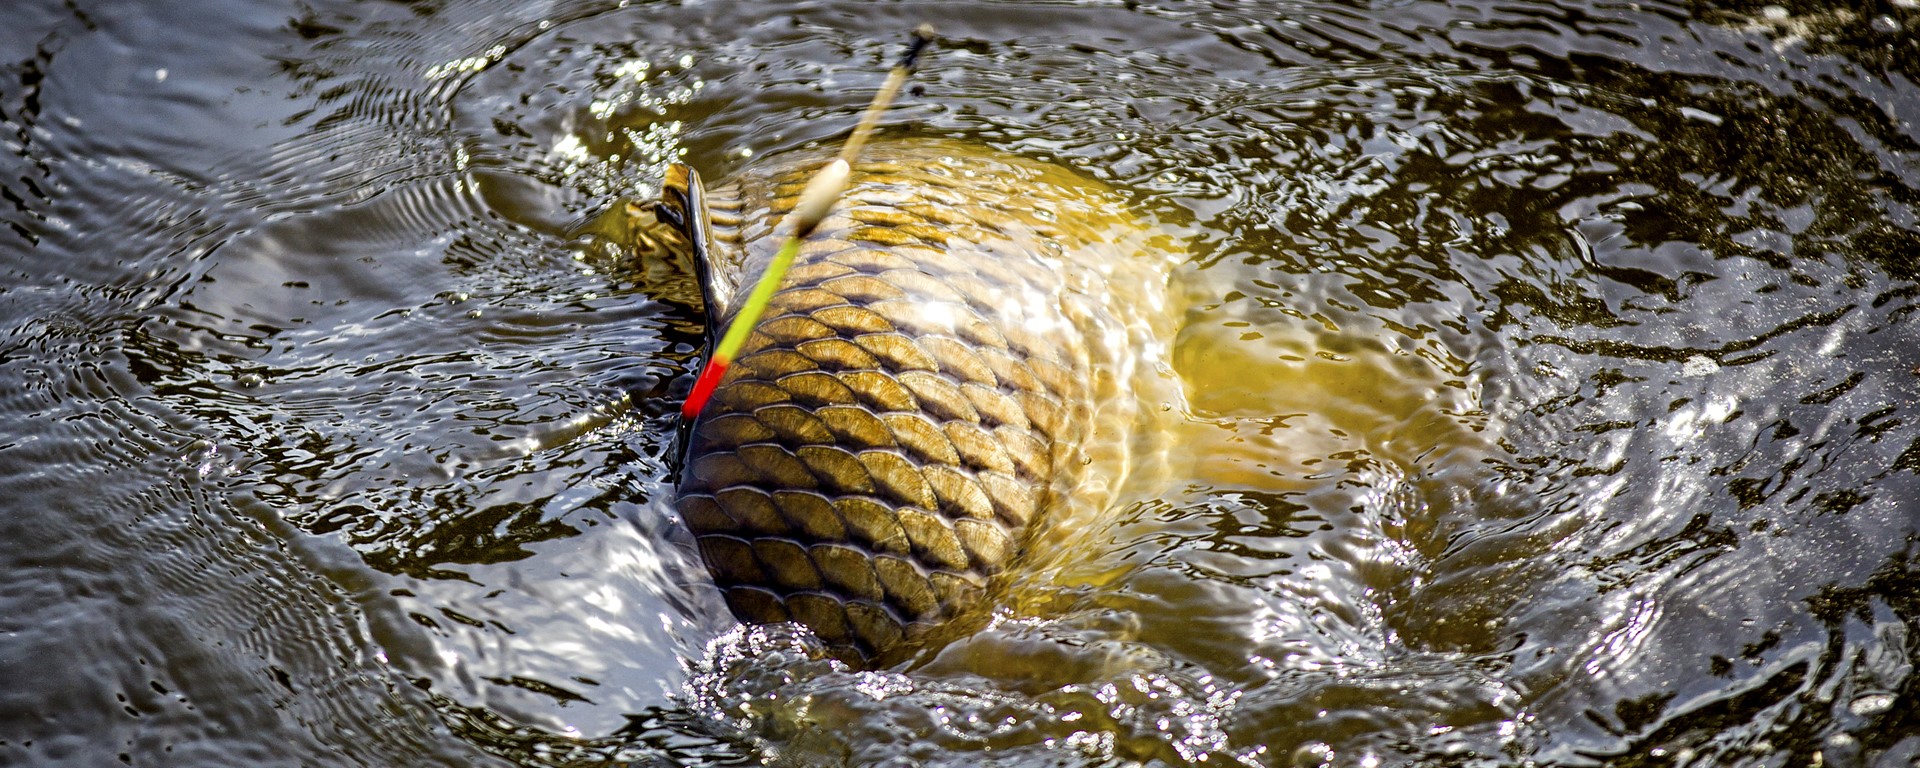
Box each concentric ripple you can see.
[2,0,1918,766]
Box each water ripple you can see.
[5,0,1920,765]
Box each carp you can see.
[656,139,1175,660]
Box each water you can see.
[2,0,1917,765]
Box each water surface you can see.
[2,0,1918,765]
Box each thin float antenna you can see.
[680,25,935,421]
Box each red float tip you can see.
[680,357,730,421]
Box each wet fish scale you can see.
[672,140,1156,659]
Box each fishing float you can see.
[679,25,936,421]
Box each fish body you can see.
[663,140,1171,660]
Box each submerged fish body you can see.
[664,140,1173,660]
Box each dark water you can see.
[3,0,1919,765]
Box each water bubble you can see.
[1291,741,1334,768]
[180,439,233,480]
[1849,693,1894,716]
[1681,355,1719,377]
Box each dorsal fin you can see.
[656,163,727,332]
